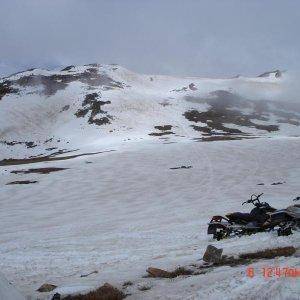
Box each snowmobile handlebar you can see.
[242,193,264,205]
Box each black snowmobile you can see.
[207,193,300,240]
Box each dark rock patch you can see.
[80,270,98,278]
[149,131,174,136]
[185,90,300,136]
[189,83,197,91]
[154,125,173,131]
[0,80,19,100]
[13,68,124,96]
[75,93,112,126]
[146,267,193,279]
[200,136,256,142]
[61,65,75,71]
[0,140,37,148]
[171,86,188,92]
[271,181,285,185]
[60,105,70,112]
[37,283,57,292]
[6,180,38,185]
[0,150,115,166]
[11,167,68,175]
[203,245,223,263]
[184,108,278,134]
[170,165,192,170]
[258,70,282,78]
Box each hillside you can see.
[0,65,299,299]
[1,65,300,162]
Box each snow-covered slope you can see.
[0,65,299,299]
[0,272,25,300]
[1,65,300,160]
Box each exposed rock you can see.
[203,245,223,263]
[149,131,174,136]
[37,283,57,292]
[80,270,98,277]
[170,165,192,170]
[189,83,197,91]
[0,80,19,100]
[146,267,172,278]
[154,125,173,131]
[52,293,61,300]
[11,167,68,175]
[75,93,112,126]
[271,181,285,185]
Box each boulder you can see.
[146,267,172,278]
[37,283,57,292]
[203,245,223,263]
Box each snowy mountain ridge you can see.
[1,64,300,160]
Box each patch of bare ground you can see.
[170,165,192,170]
[149,124,174,136]
[75,93,112,126]
[185,90,300,136]
[63,283,125,300]
[212,246,297,267]
[6,180,38,185]
[149,131,174,136]
[146,247,297,279]
[200,135,257,142]
[146,267,196,279]
[0,140,37,148]
[0,150,115,166]
[154,125,173,131]
[0,80,19,100]
[13,67,124,96]
[11,167,68,174]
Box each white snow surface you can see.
[0,137,299,299]
[0,65,299,299]
[0,272,25,300]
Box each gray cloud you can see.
[1,0,300,77]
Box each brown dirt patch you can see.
[11,167,68,174]
[63,283,125,300]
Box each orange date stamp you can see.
[246,266,300,278]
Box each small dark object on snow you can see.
[80,270,98,277]
[271,181,285,185]
[293,196,300,201]
[257,183,264,186]
[203,245,223,263]
[37,283,57,292]
[170,165,192,170]
[52,293,61,300]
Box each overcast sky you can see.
[1,0,300,78]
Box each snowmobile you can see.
[207,193,300,240]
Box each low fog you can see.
[1,0,300,78]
